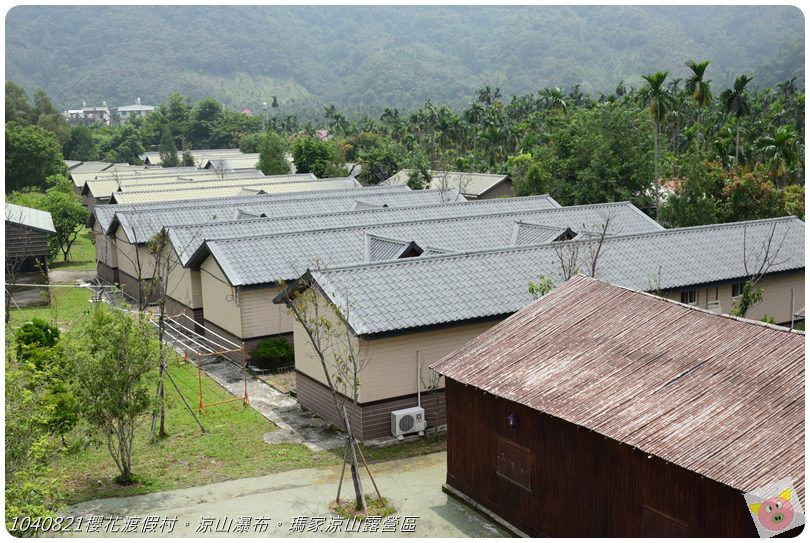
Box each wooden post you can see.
[335,439,351,503]
[343,406,368,516]
[355,438,383,500]
[197,350,204,413]
[242,343,249,405]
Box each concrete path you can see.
[192,358,346,452]
[49,268,97,284]
[64,452,507,538]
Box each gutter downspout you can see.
[417,351,422,408]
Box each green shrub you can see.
[15,318,59,361]
[251,337,294,369]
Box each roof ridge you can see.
[195,204,631,245]
[94,185,413,216]
[161,198,608,234]
[309,215,804,275]
[117,176,342,195]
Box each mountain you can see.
[5,5,804,113]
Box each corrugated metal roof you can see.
[170,195,570,266]
[5,203,56,234]
[109,177,361,204]
[431,275,805,500]
[306,216,805,336]
[72,166,201,188]
[201,202,661,285]
[383,169,514,197]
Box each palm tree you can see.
[720,74,753,166]
[639,71,673,220]
[539,87,567,113]
[685,60,712,152]
[757,125,798,185]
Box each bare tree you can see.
[418,354,442,432]
[145,228,206,439]
[732,222,791,317]
[213,160,229,179]
[549,212,616,284]
[276,272,380,515]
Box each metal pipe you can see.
[417,351,422,408]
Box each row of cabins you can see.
[276,215,805,441]
[83,160,804,537]
[90,181,804,441]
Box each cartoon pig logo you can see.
[749,488,795,532]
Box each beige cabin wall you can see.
[292,289,364,401]
[664,270,804,324]
[165,247,196,308]
[293,289,499,405]
[199,255,243,337]
[361,321,498,403]
[239,286,293,338]
[114,227,155,280]
[93,221,117,268]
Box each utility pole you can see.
[262,102,268,131]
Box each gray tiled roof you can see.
[366,235,414,262]
[383,170,512,197]
[5,203,56,234]
[302,217,805,336]
[83,170,268,198]
[92,185,413,235]
[511,222,569,245]
[201,202,662,285]
[109,176,362,204]
[113,187,465,244]
[172,194,566,266]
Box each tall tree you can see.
[5,122,67,193]
[33,89,69,147]
[684,60,712,152]
[158,126,179,167]
[639,71,673,220]
[63,125,99,162]
[258,132,291,175]
[5,81,35,125]
[42,190,89,261]
[757,125,798,185]
[720,74,753,165]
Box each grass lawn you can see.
[7,284,94,330]
[56,357,336,504]
[14,283,446,504]
[56,355,447,504]
[50,228,96,271]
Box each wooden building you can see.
[5,203,56,307]
[431,276,805,537]
[5,203,55,273]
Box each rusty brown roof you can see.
[432,275,805,500]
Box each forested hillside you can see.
[5,5,804,112]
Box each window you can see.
[732,281,746,298]
[680,290,697,305]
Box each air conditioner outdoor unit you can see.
[391,406,426,439]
